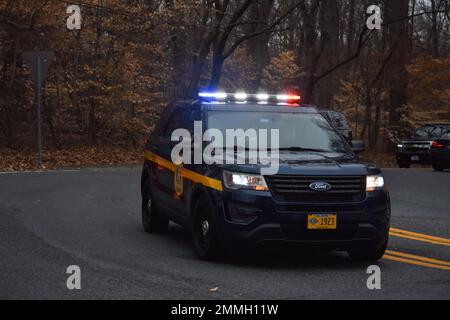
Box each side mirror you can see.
[352,140,366,153]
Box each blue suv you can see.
[141,93,391,262]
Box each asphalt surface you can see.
[0,167,449,300]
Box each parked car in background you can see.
[396,123,450,168]
[431,131,450,171]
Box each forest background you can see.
[1,0,449,170]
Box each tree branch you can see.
[313,27,371,83]
[223,0,302,59]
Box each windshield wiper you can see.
[215,146,349,154]
[276,147,334,153]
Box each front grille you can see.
[403,142,430,152]
[265,175,366,203]
[275,203,365,214]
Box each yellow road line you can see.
[386,250,450,267]
[389,231,450,247]
[383,254,450,271]
[390,228,450,245]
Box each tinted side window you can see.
[415,126,446,139]
[330,112,349,128]
[153,106,173,138]
[163,108,195,139]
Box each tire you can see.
[141,183,169,234]
[192,195,223,261]
[432,164,444,172]
[397,161,410,169]
[348,239,388,262]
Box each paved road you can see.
[0,168,449,300]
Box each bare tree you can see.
[384,0,410,128]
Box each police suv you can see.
[141,92,391,262]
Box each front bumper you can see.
[396,151,432,164]
[213,189,391,249]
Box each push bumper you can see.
[213,190,390,249]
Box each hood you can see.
[217,151,380,176]
[400,137,434,143]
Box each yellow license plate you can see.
[308,214,337,230]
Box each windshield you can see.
[414,126,450,139]
[207,111,352,154]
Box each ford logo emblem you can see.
[309,182,332,192]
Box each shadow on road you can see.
[153,224,374,271]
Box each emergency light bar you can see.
[198,92,301,105]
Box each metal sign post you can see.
[24,51,54,168]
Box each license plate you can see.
[411,156,419,161]
[307,214,337,230]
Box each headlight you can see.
[366,175,385,192]
[397,144,403,149]
[223,171,269,191]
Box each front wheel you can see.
[142,183,169,234]
[348,239,388,262]
[192,195,223,261]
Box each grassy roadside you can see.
[0,147,143,172]
[0,147,400,172]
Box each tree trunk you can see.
[209,54,225,91]
[316,0,340,107]
[166,0,189,100]
[430,0,440,57]
[185,47,210,99]
[347,0,355,51]
[385,0,410,129]
[297,1,320,104]
[246,0,274,91]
